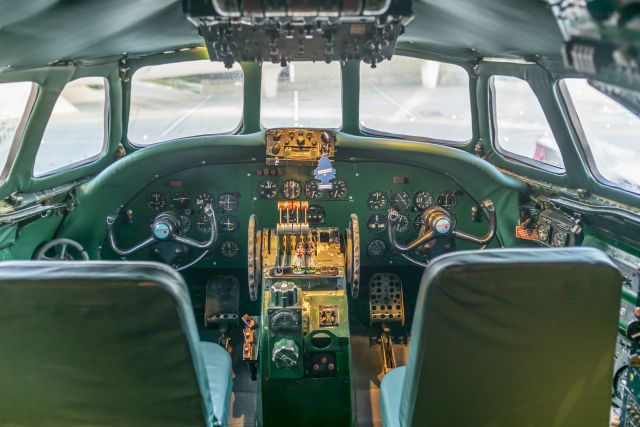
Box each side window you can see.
[0,82,36,181]
[491,76,564,170]
[34,77,108,177]
[129,61,244,145]
[360,57,472,143]
[561,78,640,194]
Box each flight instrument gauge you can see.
[536,222,550,242]
[414,191,433,210]
[258,180,278,199]
[217,193,238,212]
[180,215,191,233]
[367,214,387,233]
[171,192,191,210]
[367,239,387,257]
[329,180,348,199]
[219,215,239,233]
[391,213,410,232]
[147,192,166,211]
[391,191,411,210]
[437,191,457,209]
[220,241,240,258]
[413,213,425,230]
[195,192,214,211]
[282,180,302,200]
[308,205,326,224]
[367,191,388,210]
[305,179,324,199]
[196,215,211,234]
[551,230,568,247]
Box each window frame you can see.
[127,59,245,147]
[557,78,640,195]
[0,82,39,183]
[358,55,474,146]
[488,75,566,174]
[33,76,111,178]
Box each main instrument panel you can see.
[105,158,494,269]
[104,128,496,269]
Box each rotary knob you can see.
[272,338,299,369]
[271,281,299,307]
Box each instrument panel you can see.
[104,160,495,268]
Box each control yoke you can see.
[387,199,497,265]
[106,204,218,256]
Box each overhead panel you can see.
[184,0,413,68]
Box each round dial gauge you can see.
[219,215,239,233]
[414,191,433,210]
[551,230,568,247]
[413,213,425,231]
[367,214,387,234]
[536,222,550,242]
[391,213,410,233]
[171,192,190,210]
[367,191,388,210]
[179,215,191,233]
[391,191,411,211]
[217,193,238,212]
[329,180,348,199]
[437,191,457,209]
[308,205,326,224]
[305,179,324,200]
[258,180,278,199]
[195,192,214,211]
[196,215,211,234]
[367,239,387,257]
[220,241,240,258]
[147,192,166,211]
[282,180,302,200]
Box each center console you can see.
[248,200,359,426]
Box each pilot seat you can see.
[0,261,232,427]
[380,247,622,427]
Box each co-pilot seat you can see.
[0,261,232,427]
[381,247,622,427]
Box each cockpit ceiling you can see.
[0,0,566,71]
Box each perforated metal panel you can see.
[204,275,240,327]
[369,272,404,325]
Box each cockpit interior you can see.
[1,1,639,426]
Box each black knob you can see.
[321,131,331,143]
[627,319,640,340]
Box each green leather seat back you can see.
[398,248,622,427]
[0,261,216,427]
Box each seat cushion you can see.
[200,342,233,425]
[380,366,405,427]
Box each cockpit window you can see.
[34,77,108,177]
[491,76,564,170]
[360,57,472,143]
[128,61,243,145]
[0,82,36,182]
[261,62,342,129]
[561,78,640,194]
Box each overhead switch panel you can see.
[184,0,413,68]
